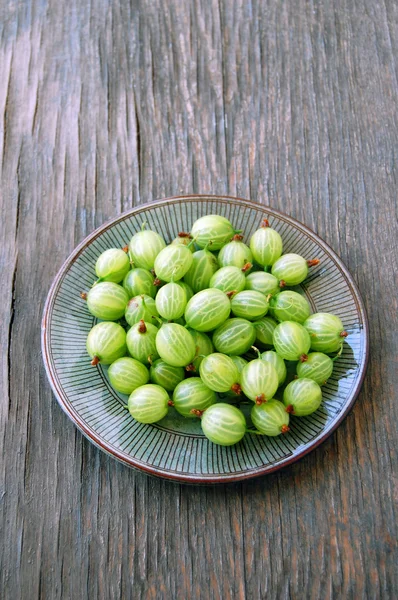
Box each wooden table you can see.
[2,1,397,598]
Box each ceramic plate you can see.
[42,196,369,483]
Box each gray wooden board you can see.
[1,0,397,598]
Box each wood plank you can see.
[1,0,397,598]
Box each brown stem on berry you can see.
[285,404,295,414]
[153,278,161,287]
[279,280,287,288]
[241,262,252,273]
[138,320,147,333]
[340,330,348,338]
[299,354,308,362]
[80,292,87,300]
[168,400,174,407]
[231,383,242,395]
[281,424,290,434]
[226,290,238,298]
[307,259,320,267]
[255,393,267,405]
[232,234,244,241]
[122,245,129,253]
[293,374,299,379]
[190,409,204,417]
[91,356,100,366]
[147,355,153,365]
[261,219,270,228]
[185,363,196,372]
[178,231,192,238]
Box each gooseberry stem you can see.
[152,316,164,327]
[246,429,263,435]
[91,356,100,366]
[307,259,320,267]
[332,344,344,361]
[185,363,196,372]
[340,330,348,338]
[251,346,262,359]
[153,278,161,286]
[226,290,238,298]
[167,400,174,407]
[138,320,147,333]
[255,394,267,405]
[241,262,252,273]
[178,231,192,238]
[260,219,270,228]
[285,404,295,414]
[231,383,242,395]
[122,245,129,253]
[281,424,290,434]
[190,409,204,417]
[232,234,244,241]
[80,292,87,300]
[128,251,135,266]
[279,280,287,288]
[141,221,147,231]
[299,354,308,362]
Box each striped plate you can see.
[42,196,369,483]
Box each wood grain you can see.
[1,0,397,598]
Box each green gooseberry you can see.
[249,219,283,266]
[273,321,311,361]
[218,237,253,270]
[283,378,322,416]
[251,400,290,436]
[185,289,231,332]
[209,266,246,294]
[108,357,149,395]
[296,352,334,385]
[271,253,320,286]
[86,322,127,365]
[155,282,187,320]
[190,215,239,251]
[154,245,194,282]
[171,234,195,253]
[303,313,348,353]
[253,316,278,347]
[201,403,246,446]
[155,323,196,367]
[269,290,311,324]
[126,320,159,365]
[95,248,130,283]
[184,249,219,292]
[176,281,194,301]
[173,378,217,418]
[260,350,287,386]
[213,318,256,355]
[187,329,214,371]
[125,294,159,327]
[123,268,157,298]
[240,358,279,404]
[230,290,269,320]
[128,384,170,424]
[128,227,166,270]
[86,282,129,320]
[199,353,241,394]
[230,355,248,374]
[245,272,280,295]
[149,359,185,391]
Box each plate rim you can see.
[41,194,369,483]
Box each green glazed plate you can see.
[42,196,369,483]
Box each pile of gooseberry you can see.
[82,215,348,446]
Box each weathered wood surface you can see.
[1,0,397,598]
